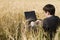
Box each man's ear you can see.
[47,11,50,15]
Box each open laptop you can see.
[24,11,37,24]
[24,11,37,21]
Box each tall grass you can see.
[0,13,60,40]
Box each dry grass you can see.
[0,17,60,40]
[0,0,60,40]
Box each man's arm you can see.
[43,19,48,32]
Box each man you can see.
[42,4,60,40]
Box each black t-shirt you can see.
[43,15,60,33]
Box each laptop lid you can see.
[24,11,37,21]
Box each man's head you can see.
[43,4,55,17]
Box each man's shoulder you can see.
[43,18,49,23]
[44,16,59,20]
[43,16,60,23]
[43,17,49,21]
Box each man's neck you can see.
[47,15,53,18]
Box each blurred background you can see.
[0,0,60,19]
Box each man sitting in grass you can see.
[42,4,60,40]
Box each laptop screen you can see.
[24,11,37,21]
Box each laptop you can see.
[24,11,37,24]
[24,11,37,21]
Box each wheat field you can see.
[0,0,60,40]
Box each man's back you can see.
[43,15,60,33]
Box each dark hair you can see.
[43,4,55,15]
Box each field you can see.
[0,0,60,40]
